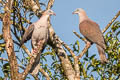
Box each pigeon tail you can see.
[29,52,40,74]
[96,44,108,63]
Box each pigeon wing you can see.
[20,24,34,46]
[79,20,106,49]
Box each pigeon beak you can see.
[52,12,56,16]
[72,11,77,14]
[53,13,56,16]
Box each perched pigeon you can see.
[20,9,56,74]
[73,8,108,63]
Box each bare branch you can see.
[102,10,120,33]
[77,41,91,59]
[46,0,76,79]
[31,0,40,12]
[21,45,32,57]
[58,38,76,57]
[12,37,32,57]
[36,0,41,10]
[0,13,4,21]
[0,57,9,61]
[73,30,87,43]
[23,0,42,16]
[74,56,80,80]
[46,0,55,10]
[39,66,50,80]
[2,0,19,80]
[30,65,50,80]
[48,32,76,80]
[58,37,80,79]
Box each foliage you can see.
[0,0,120,80]
[77,21,120,80]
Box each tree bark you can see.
[2,0,19,80]
[48,25,76,80]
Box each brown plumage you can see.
[73,8,108,63]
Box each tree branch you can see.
[46,0,55,10]
[74,56,80,80]
[46,1,76,79]
[77,41,91,59]
[58,38,75,57]
[31,64,50,80]
[58,36,80,79]
[46,0,77,80]
[21,45,32,57]
[0,13,3,21]
[39,66,50,80]
[0,57,39,78]
[48,32,75,80]
[0,57,9,61]
[102,10,120,33]
[73,30,87,43]
[2,0,19,80]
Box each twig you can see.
[77,41,91,59]
[0,13,3,20]
[13,40,32,57]
[39,66,50,80]
[31,65,50,80]
[0,57,25,71]
[102,10,120,33]
[58,38,75,57]
[73,30,87,43]
[0,57,9,61]
[46,0,55,10]
[21,45,32,57]
[36,0,41,9]
[31,0,39,12]
[0,57,40,79]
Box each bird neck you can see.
[79,13,89,24]
[40,14,49,21]
[36,15,49,25]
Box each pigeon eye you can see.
[49,10,52,13]
[77,9,79,11]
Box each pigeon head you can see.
[43,9,56,16]
[72,8,86,15]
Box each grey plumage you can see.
[73,8,108,63]
[20,9,56,74]
[20,24,34,46]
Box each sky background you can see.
[0,0,120,79]
[51,0,120,59]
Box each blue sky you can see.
[50,0,120,58]
[0,0,120,79]
[52,0,120,43]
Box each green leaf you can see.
[89,54,96,60]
